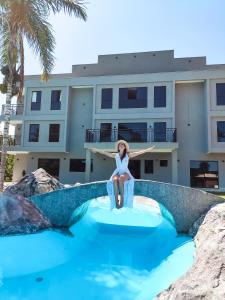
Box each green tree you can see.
[0,0,87,190]
[5,154,14,182]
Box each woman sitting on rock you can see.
[92,140,155,208]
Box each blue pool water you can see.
[0,197,195,300]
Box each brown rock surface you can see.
[0,193,51,235]
[156,202,225,300]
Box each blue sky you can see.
[1,0,225,103]
[22,0,225,74]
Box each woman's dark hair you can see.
[117,143,128,161]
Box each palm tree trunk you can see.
[0,82,12,191]
[17,35,24,105]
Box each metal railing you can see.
[1,104,24,116]
[86,128,177,143]
[0,135,22,146]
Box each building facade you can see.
[2,50,225,191]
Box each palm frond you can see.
[44,0,87,20]
[0,16,19,69]
[0,0,9,10]
[24,10,56,80]
[0,0,87,82]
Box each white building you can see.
[2,50,225,191]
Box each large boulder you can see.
[156,202,225,299]
[0,193,51,235]
[5,168,64,198]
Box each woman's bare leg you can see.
[112,175,120,208]
[118,173,129,208]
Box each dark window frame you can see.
[144,160,154,174]
[69,159,93,172]
[29,124,40,142]
[51,90,61,110]
[154,86,166,108]
[38,158,60,178]
[119,87,147,109]
[128,159,141,179]
[160,160,168,167]
[101,88,113,109]
[49,124,60,142]
[100,123,112,142]
[127,88,137,100]
[217,121,225,142]
[190,160,219,189]
[154,122,167,142]
[118,122,147,142]
[31,91,41,111]
[216,83,225,106]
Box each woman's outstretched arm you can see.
[91,148,116,158]
[129,146,155,159]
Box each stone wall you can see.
[31,180,224,232]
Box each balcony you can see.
[1,104,24,116]
[86,128,177,143]
[0,135,22,147]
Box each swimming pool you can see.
[0,196,195,300]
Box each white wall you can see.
[176,82,225,189]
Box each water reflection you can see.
[0,196,195,300]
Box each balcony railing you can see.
[1,104,24,116]
[0,135,21,146]
[86,128,177,143]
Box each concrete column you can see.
[205,79,211,152]
[171,80,176,128]
[171,149,178,184]
[85,149,91,182]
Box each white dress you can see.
[110,153,134,180]
[107,153,134,208]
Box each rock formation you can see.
[5,168,64,198]
[156,202,225,299]
[0,193,51,235]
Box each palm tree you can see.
[0,0,87,191]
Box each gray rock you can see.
[188,210,208,237]
[0,193,51,235]
[156,202,225,300]
[5,168,64,198]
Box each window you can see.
[70,159,93,172]
[118,123,147,142]
[38,159,60,177]
[119,87,147,108]
[145,160,153,173]
[217,121,225,142]
[101,88,113,109]
[51,90,61,110]
[154,86,166,107]
[100,123,112,142]
[160,160,168,167]
[29,124,39,142]
[154,122,167,142]
[31,91,41,110]
[49,124,60,142]
[216,83,225,105]
[128,160,141,179]
[190,160,219,189]
[128,88,137,100]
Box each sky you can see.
[1,0,225,104]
